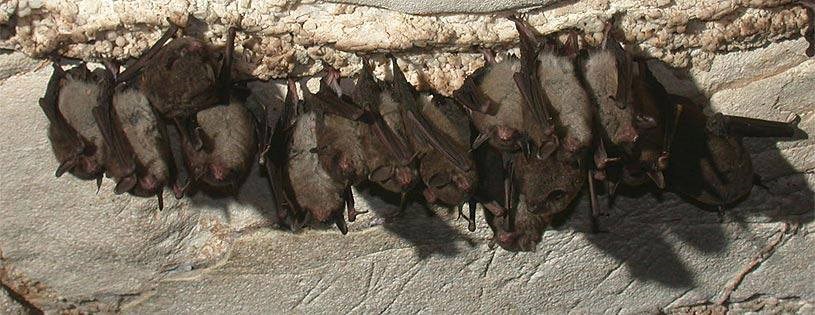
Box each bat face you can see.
[420,149,477,206]
[181,97,257,195]
[486,197,549,252]
[42,64,108,181]
[138,37,220,118]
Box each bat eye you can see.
[427,172,451,188]
[546,190,566,202]
[369,166,393,182]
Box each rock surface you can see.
[0,1,813,313]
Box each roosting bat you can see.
[258,80,304,230]
[511,21,593,156]
[40,62,107,188]
[120,18,231,150]
[305,65,369,222]
[667,96,800,210]
[384,56,478,214]
[351,58,419,207]
[410,93,477,208]
[476,146,551,252]
[285,82,355,234]
[94,62,175,210]
[175,27,257,197]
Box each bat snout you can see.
[452,174,473,193]
[495,126,519,142]
[395,167,415,189]
[615,124,639,144]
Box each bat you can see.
[511,20,593,156]
[175,27,257,197]
[580,20,638,148]
[410,93,478,209]
[305,66,369,222]
[384,55,479,218]
[119,18,231,151]
[667,95,800,211]
[285,84,354,234]
[39,62,107,189]
[453,50,556,156]
[615,59,678,191]
[94,62,176,210]
[351,58,419,206]
[476,146,548,252]
[257,79,305,231]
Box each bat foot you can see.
[335,214,349,235]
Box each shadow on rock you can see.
[569,59,814,289]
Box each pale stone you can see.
[0,1,813,313]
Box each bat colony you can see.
[39,16,803,252]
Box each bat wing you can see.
[306,82,369,122]
[93,68,138,193]
[452,69,499,114]
[40,63,87,171]
[117,20,178,84]
[388,56,471,172]
[214,26,237,106]
[510,16,557,152]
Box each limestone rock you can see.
[0,1,812,313]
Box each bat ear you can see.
[369,165,393,182]
[55,159,78,177]
[114,176,137,195]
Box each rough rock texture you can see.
[0,0,810,94]
[0,1,814,313]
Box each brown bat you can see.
[614,60,678,191]
[39,62,107,189]
[410,93,477,209]
[383,55,479,212]
[304,67,369,222]
[351,58,418,203]
[667,96,800,210]
[94,62,176,210]
[118,18,231,151]
[511,21,593,156]
[476,146,548,252]
[453,49,557,157]
[258,80,304,230]
[580,21,638,147]
[175,27,257,197]
[285,87,353,234]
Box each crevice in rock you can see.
[1,281,43,315]
[714,222,795,306]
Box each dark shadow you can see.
[355,183,477,260]
[568,57,814,289]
